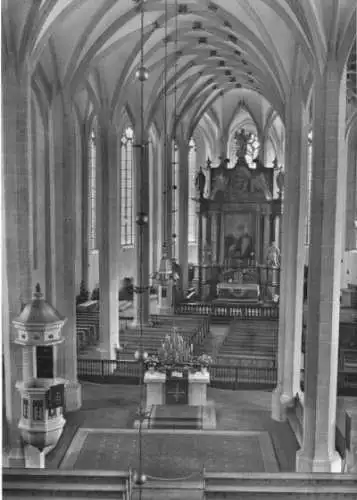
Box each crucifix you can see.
[167,381,186,403]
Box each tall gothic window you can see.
[88,126,97,250]
[121,126,135,247]
[188,138,197,243]
[305,131,313,246]
[172,142,179,258]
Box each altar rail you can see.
[77,358,277,389]
[77,358,357,394]
[175,302,279,320]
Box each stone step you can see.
[150,421,201,430]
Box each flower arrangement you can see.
[144,354,160,371]
[143,327,213,375]
[158,327,192,366]
[196,353,213,367]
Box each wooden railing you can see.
[77,358,277,389]
[3,469,356,499]
[2,469,132,500]
[175,301,279,320]
[203,472,357,499]
[77,358,357,395]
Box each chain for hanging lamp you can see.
[132,0,149,494]
[155,0,174,287]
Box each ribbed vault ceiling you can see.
[3,0,356,136]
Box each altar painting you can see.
[224,213,254,263]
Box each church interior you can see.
[2,0,357,498]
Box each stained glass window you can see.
[88,126,97,250]
[245,133,260,168]
[230,130,260,169]
[305,131,313,246]
[121,127,135,247]
[188,138,197,243]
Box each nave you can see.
[2,0,357,498]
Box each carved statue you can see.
[210,156,230,200]
[235,128,249,158]
[195,166,206,199]
[265,241,281,268]
[276,167,285,195]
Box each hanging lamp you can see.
[155,0,174,288]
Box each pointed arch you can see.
[120,116,135,248]
[88,116,98,251]
[188,136,197,244]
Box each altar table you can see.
[217,282,260,302]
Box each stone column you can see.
[133,131,150,324]
[296,63,347,473]
[2,64,34,465]
[274,215,281,248]
[80,123,90,288]
[255,207,262,262]
[263,207,272,249]
[149,141,158,280]
[178,142,189,294]
[196,203,203,297]
[48,92,81,411]
[97,120,119,358]
[219,213,225,265]
[272,85,308,421]
[211,213,218,264]
[345,132,357,250]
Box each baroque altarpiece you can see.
[193,129,283,302]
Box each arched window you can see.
[172,142,179,258]
[245,133,260,168]
[121,126,135,247]
[88,126,97,250]
[188,138,197,243]
[305,131,313,247]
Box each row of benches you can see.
[118,314,210,360]
[216,319,278,368]
[75,310,210,358]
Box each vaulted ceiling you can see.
[2,0,356,140]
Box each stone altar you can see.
[216,282,260,302]
[144,370,210,406]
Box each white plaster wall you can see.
[341,250,357,288]
[88,248,136,294]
